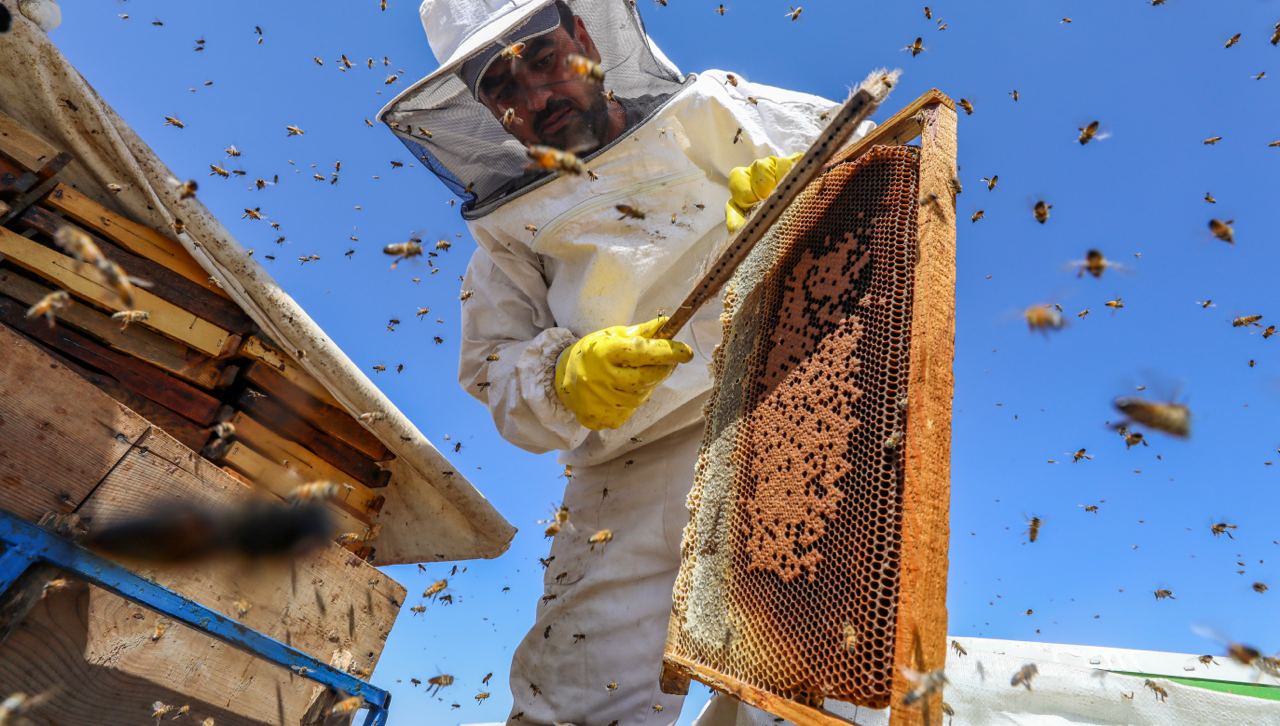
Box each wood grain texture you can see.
[45,183,231,299]
[235,387,387,488]
[226,410,387,493]
[0,295,224,426]
[0,322,148,522]
[0,108,60,172]
[219,440,379,528]
[663,653,856,725]
[827,89,956,171]
[19,204,254,333]
[239,335,346,410]
[243,361,390,463]
[0,225,232,356]
[77,423,404,724]
[888,102,957,726]
[0,267,227,390]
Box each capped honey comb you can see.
[666,144,925,710]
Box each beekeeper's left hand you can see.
[724,151,803,233]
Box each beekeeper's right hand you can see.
[554,317,693,431]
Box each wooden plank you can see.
[78,370,209,452]
[220,441,379,527]
[243,361,391,462]
[236,387,389,488]
[0,323,149,522]
[44,184,232,299]
[664,653,854,725]
[0,295,224,426]
[0,109,60,172]
[239,334,345,410]
[827,89,955,170]
[227,410,388,493]
[18,205,254,333]
[0,583,268,726]
[0,225,232,356]
[888,103,957,726]
[0,267,229,390]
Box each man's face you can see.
[477,17,610,153]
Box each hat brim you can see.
[377,0,555,124]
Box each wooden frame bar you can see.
[224,411,389,491]
[662,90,957,726]
[242,361,391,462]
[238,335,346,410]
[219,441,380,527]
[0,225,233,356]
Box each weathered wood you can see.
[77,370,209,451]
[45,183,232,299]
[0,225,232,356]
[243,361,391,463]
[238,335,346,410]
[227,410,388,492]
[888,102,957,726]
[0,267,228,390]
[664,653,854,725]
[0,295,224,426]
[827,89,956,170]
[236,387,388,488]
[220,441,380,527]
[0,109,60,172]
[0,582,265,726]
[0,563,61,645]
[77,425,403,724]
[0,152,38,195]
[0,323,149,522]
[18,204,254,333]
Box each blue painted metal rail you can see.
[0,510,391,725]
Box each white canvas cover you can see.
[0,9,515,563]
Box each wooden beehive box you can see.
[0,111,415,724]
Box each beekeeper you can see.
[380,1,871,722]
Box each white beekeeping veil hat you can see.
[379,0,688,217]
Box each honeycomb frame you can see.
[662,91,958,726]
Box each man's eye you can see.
[533,52,554,70]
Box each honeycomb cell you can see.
[668,145,921,709]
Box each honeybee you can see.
[384,74,398,85]
[615,204,645,220]
[53,225,104,266]
[899,667,947,705]
[330,696,362,715]
[501,107,522,128]
[423,578,448,600]
[606,681,618,692]
[371,364,386,373]
[1113,397,1189,438]
[716,4,725,15]
[543,505,571,538]
[1210,522,1237,538]
[1208,218,1234,243]
[1078,120,1100,145]
[242,207,264,221]
[152,620,169,641]
[785,6,802,21]
[426,674,454,696]
[97,259,144,308]
[1119,428,1147,449]
[1263,325,1276,339]
[1203,191,1216,203]
[1027,516,1041,543]
[906,37,925,56]
[1253,581,1269,593]
[725,73,738,87]
[951,640,968,657]
[288,480,352,503]
[1071,448,1091,463]
[151,701,174,718]
[840,622,859,652]
[1080,504,1100,513]
[1024,304,1064,333]
[1232,314,1262,328]
[111,309,150,330]
[924,6,932,19]
[957,98,973,115]
[1143,679,1168,702]
[1273,22,1280,46]
[1153,588,1175,600]
[409,604,426,615]
[970,209,985,223]
[1009,89,1020,101]
[1033,200,1051,224]
[1010,663,1038,690]
[565,53,604,83]
[163,116,185,128]
[383,239,424,268]
[24,290,70,328]
[358,411,386,423]
[1203,136,1223,145]
[1224,33,1241,49]
[1104,297,1124,310]
[499,41,526,61]
[526,144,586,175]
[588,529,613,548]
[285,125,305,136]
[1069,249,1121,278]
[982,175,998,190]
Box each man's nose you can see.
[522,82,553,113]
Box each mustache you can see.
[534,99,579,134]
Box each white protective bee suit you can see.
[381,1,870,723]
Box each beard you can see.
[535,91,610,154]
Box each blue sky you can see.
[48,1,1280,723]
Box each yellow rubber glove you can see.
[724,151,804,233]
[554,317,694,430]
